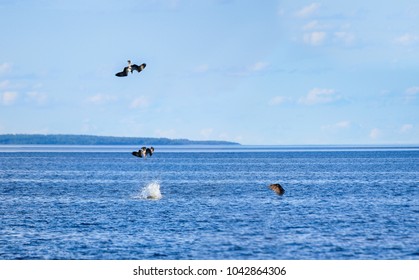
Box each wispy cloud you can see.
[0,80,10,89]
[194,64,209,73]
[1,77,48,106]
[296,8,357,48]
[269,96,290,106]
[299,88,340,105]
[247,61,269,72]
[296,3,320,18]
[1,91,18,105]
[399,124,413,133]
[86,94,117,105]
[405,86,419,101]
[322,120,351,130]
[0,63,12,75]
[230,61,270,76]
[395,33,419,45]
[277,7,285,16]
[155,128,177,138]
[130,96,149,109]
[168,0,180,9]
[81,119,98,134]
[302,20,324,30]
[26,91,48,105]
[334,31,355,45]
[200,128,213,138]
[369,128,381,140]
[303,31,326,46]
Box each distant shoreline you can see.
[0,134,241,146]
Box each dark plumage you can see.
[146,147,154,157]
[115,62,146,77]
[132,146,154,159]
[132,63,146,73]
[115,67,129,77]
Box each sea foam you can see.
[137,181,162,200]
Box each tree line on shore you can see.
[0,134,240,146]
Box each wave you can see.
[135,180,162,200]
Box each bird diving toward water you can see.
[115,60,146,77]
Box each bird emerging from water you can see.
[132,147,154,158]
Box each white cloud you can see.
[87,94,117,105]
[217,132,230,141]
[1,91,18,105]
[299,88,340,105]
[399,124,413,133]
[81,119,98,134]
[405,86,419,101]
[369,128,381,140]
[296,3,320,18]
[26,91,47,105]
[30,128,50,134]
[168,0,180,9]
[155,128,177,138]
[334,121,351,128]
[248,61,269,72]
[234,135,243,143]
[336,120,351,128]
[130,96,149,109]
[406,86,419,94]
[334,31,355,44]
[0,80,10,90]
[230,61,270,76]
[322,120,351,130]
[277,7,285,16]
[303,31,326,46]
[395,33,419,45]
[269,96,290,106]
[302,20,323,30]
[0,63,12,75]
[194,64,209,73]
[200,128,213,138]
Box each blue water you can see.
[0,145,418,260]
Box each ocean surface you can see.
[0,145,418,260]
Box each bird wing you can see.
[115,66,129,77]
[132,63,146,73]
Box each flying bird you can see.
[116,60,146,77]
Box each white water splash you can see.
[137,181,162,200]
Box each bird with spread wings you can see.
[115,60,146,77]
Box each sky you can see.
[1,0,418,145]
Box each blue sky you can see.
[1,0,418,145]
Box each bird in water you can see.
[132,147,154,159]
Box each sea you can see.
[0,145,418,260]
